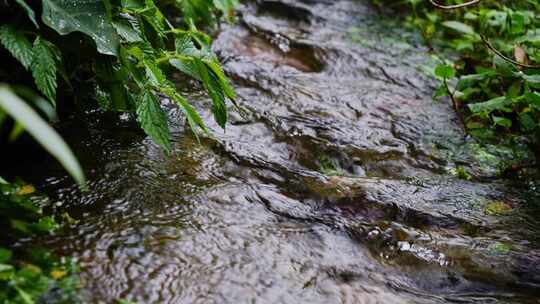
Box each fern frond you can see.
[30,37,61,106]
[0,25,34,70]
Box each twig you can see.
[428,0,482,9]
[443,77,467,134]
[480,35,540,69]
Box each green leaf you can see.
[95,57,131,111]
[0,248,12,264]
[493,56,517,77]
[113,17,143,43]
[522,74,540,89]
[32,216,59,232]
[170,58,201,81]
[204,59,235,100]
[442,21,478,37]
[162,87,207,138]
[214,0,239,22]
[456,72,495,91]
[0,25,34,70]
[468,96,511,113]
[136,92,172,152]
[30,38,60,105]
[144,60,167,87]
[0,85,85,184]
[194,59,227,128]
[510,12,525,35]
[14,285,34,304]
[466,121,485,129]
[15,0,39,28]
[41,0,119,55]
[525,92,540,109]
[433,83,448,100]
[493,116,512,128]
[519,112,536,132]
[434,64,455,79]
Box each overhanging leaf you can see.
[41,0,119,55]
[15,0,39,28]
[0,85,85,184]
[136,92,172,152]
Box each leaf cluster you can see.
[0,0,237,153]
[0,180,79,304]
[373,0,540,153]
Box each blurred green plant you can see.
[0,180,80,303]
[0,85,84,184]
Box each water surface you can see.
[27,0,540,303]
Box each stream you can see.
[23,0,540,303]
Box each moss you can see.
[484,201,513,216]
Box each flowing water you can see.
[22,0,540,303]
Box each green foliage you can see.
[0,180,80,303]
[0,0,238,152]
[372,0,540,163]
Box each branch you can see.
[428,0,482,10]
[480,35,540,69]
[443,78,467,134]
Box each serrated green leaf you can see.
[0,25,34,70]
[175,34,198,55]
[41,0,119,55]
[136,92,172,152]
[113,16,143,43]
[204,59,235,100]
[30,38,60,105]
[0,85,85,184]
[162,87,207,139]
[170,57,201,81]
[144,60,167,87]
[193,59,227,128]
